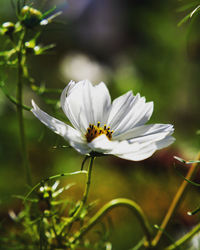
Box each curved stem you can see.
[16,30,32,186]
[152,152,200,247]
[165,222,200,250]
[71,198,152,247]
[81,155,89,170]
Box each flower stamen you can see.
[86,122,114,142]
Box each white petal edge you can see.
[115,136,175,161]
[60,80,85,132]
[115,143,157,161]
[31,100,91,155]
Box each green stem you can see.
[0,84,31,111]
[16,30,32,186]
[31,84,62,95]
[165,223,200,250]
[59,157,95,239]
[71,198,152,247]
[151,152,200,247]
[68,157,95,222]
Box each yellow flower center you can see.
[85,122,114,142]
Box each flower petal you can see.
[61,80,88,132]
[109,123,175,160]
[107,91,153,135]
[115,143,157,161]
[88,134,118,153]
[90,81,111,125]
[31,100,90,155]
[107,91,135,129]
[61,80,111,132]
[80,80,112,125]
[114,135,175,161]
[155,135,175,149]
[113,124,174,142]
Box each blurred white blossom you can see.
[190,232,200,250]
[60,53,109,84]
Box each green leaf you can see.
[12,194,38,202]
[41,5,57,19]
[190,5,200,18]
[178,13,191,26]
[51,199,70,205]
[0,48,16,58]
[0,83,31,111]
[34,43,56,55]
[174,156,200,164]
[154,224,176,245]
[178,4,200,26]
[188,206,200,216]
[24,170,87,202]
[174,165,200,187]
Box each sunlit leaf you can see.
[0,48,16,58]
[13,194,38,202]
[190,5,200,17]
[174,156,200,164]
[178,3,200,26]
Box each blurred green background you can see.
[0,0,200,249]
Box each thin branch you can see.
[0,84,31,111]
[165,223,200,250]
[152,152,200,247]
[67,157,95,224]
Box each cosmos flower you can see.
[31,80,175,161]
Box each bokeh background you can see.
[0,0,200,249]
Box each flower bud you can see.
[1,22,15,35]
[43,209,51,217]
[25,40,36,54]
[21,6,42,28]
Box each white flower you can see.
[31,80,175,161]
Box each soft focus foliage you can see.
[0,0,200,249]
